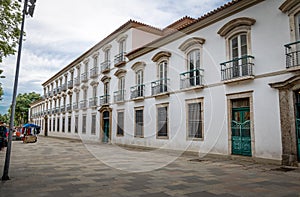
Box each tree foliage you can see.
[1,92,41,126]
[0,0,22,63]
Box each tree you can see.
[0,0,22,63]
[13,92,41,126]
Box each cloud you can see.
[0,0,230,114]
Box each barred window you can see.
[135,109,143,137]
[91,114,96,135]
[188,103,202,139]
[157,106,168,137]
[117,111,124,136]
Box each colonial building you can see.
[29,0,300,166]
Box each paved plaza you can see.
[0,136,300,197]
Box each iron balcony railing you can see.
[285,40,300,69]
[151,78,170,95]
[101,60,110,72]
[55,107,60,114]
[90,66,98,78]
[73,102,79,110]
[89,97,98,107]
[100,95,110,105]
[130,84,145,99]
[220,55,254,81]
[61,83,67,91]
[180,68,204,89]
[68,80,73,89]
[114,90,125,102]
[80,100,88,109]
[74,77,80,86]
[66,104,72,112]
[114,52,126,65]
[61,105,66,113]
[81,72,88,82]
[57,86,61,94]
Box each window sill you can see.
[157,136,169,140]
[116,134,124,137]
[153,92,170,99]
[186,137,204,141]
[101,69,110,74]
[114,61,126,68]
[223,75,254,84]
[131,97,145,102]
[181,85,204,92]
[286,65,300,72]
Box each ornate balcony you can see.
[89,97,98,107]
[66,104,72,112]
[61,84,67,91]
[151,78,170,96]
[220,55,254,82]
[180,68,204,89]
[73,102,79,111]
[285,41,300,70]
[80,100,88,109]
[74,77,80,86]
[101,60,110,73]
[114,52,126,67]
[68,80,73,89]
[130,84,145,99]
[90,67,98,78]
[100,95,110,106]
[61,105,66,113]
[114,90,125,103]
[81,72,88,83]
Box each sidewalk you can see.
[0,136,300,197]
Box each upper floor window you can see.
[280,1,300,69]
[218,17,255,82]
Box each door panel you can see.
[232,107,251,156]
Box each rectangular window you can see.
[57,117,60,132]
[187,102,202,139]
[62,117,65,133]
[82,115,86,134]
[53,118,55,132]
[91,114,96,135]
[75,116,78,133]
[68,116,71,133]
[157,105,168,138]
[117,111,124,136]
[135,108,143,137]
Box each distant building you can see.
[29,0,300,166]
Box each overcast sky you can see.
[0,0,230,114]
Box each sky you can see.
[0,0,231,114]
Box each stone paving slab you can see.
[0,136,299,197]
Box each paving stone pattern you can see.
[0,137,299,197]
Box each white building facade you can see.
[29,0,300,166]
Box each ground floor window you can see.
[62,117,65,133]
[75,116,78,133]
[82,115,86,134]
[135,108,143,137]
[187,99,203,139]
[91,114,96,135]
[117,111,124,136]
[53,118,55,132]
[68,116,71,133]
[157,104,168,138]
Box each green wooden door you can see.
[295,103,300,161]
[232,107,251,156]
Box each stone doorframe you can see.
[270,75,300,166]
[98,105,112,143]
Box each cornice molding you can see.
[151,51,171,62]
[178,37,206,51]
[114,69,127,77]
[279,0,299,13]
[101,75,111,83]
[217,17,256,37]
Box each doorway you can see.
[102,111,110,143]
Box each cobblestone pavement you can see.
[0,136,300,197]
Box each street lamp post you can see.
[2,0,36,181]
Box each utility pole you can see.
[2,0,36,181]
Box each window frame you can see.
[156,103,169,139]
[134,107,144,138]
[186,98,204,141]
[82,115,86,134]
[117,110,125,136]
[91,114,96,135]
